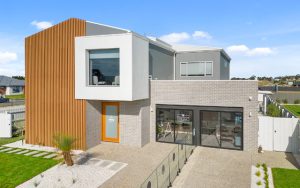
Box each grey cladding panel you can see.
[149,44,174,80]
[86,22,127,36]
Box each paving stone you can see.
[43,153,57,159]
[0,147,13,152]
[24,151,40,156]
[109,162,125,171]
[6,149,22,154]
[98,160,112,168]
[33,152,49,157]
[15,150,30,154]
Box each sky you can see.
[0,0,299,78]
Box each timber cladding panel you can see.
[25,18,86,149]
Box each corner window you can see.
[180,61,213,77]
[89,49,120,86]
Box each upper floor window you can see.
[89,49,120,86]
[180,61,213,77]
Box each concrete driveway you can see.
[172,147,299,188]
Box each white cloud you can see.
[159,32,190,43]
[0,51,17,64]
[31,21,53,30]
[227,45,274,56]
[192,31,212,39]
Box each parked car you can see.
[0,97,9,103]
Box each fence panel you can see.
[258,116,299,153]
[0,113,12,137]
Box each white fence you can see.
[258,116,300,153]
[0,105,25,138]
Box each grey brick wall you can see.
[86,100,102,149]
[120,100,150,147]
[86,99,150,149]
[150,80,258,151]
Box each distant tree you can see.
[12,76,25,80]
[249,75,256,80]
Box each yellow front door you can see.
[102,102,119,142]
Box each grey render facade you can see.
[79,20,258,151]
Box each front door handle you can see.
[193,128,196,136]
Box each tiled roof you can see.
[0,75,25,86]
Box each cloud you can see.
[159,32,190,43]
[192,31,212,39]
[227,45,274,56]
[0,51,17,64]
[0,34,24,76]
[31,21,53,30]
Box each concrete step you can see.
[15,150,30,155]
[0,147,13,152]
[24,151,40,156]
[6,149,22,154]
[33,152,50,157]
[43,153,57,159]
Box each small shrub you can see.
[276,98,281,103]
[256,163,261,168]
[256,181,262,186]
[255,170,261,177]
[267,104,281,117]
[283,99,288,104]
[294,99,300,104]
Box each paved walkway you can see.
[87,142,177,188]
[172,147,299,188]
[0,146,58,159]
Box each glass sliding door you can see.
[156,108,193,145]
[220,112,243,150]
[200,111,220,147]
[174,110,193,144]
[156,108,175,143]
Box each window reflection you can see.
[156,108,193,145]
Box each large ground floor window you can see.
[156,108,193,145]
[156,105,243,150]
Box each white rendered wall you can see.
[75,33,149,101]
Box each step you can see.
[15,150,30,155]
[24,151,40,156]
[6,149,22,154]
[0,147,13,152]
[43,153,57,159]
[33,152,49,157]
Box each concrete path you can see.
[87,142,177,188]
[172,147,299,188]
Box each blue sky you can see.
[0,0,299,77]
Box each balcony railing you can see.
[140,136,196,188]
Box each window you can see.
[89,49,120,86]
[180,61,213,77]
[156,108,193,145]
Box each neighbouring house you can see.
[0,75,25,96]
[25,18,258,151]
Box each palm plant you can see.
[53,134,76,166]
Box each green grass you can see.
[0,152,59,188]
[272,168,300,188]
[0,136,24,146]
[284,105,300,117]
[5,94,25,99]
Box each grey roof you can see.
[0,76,25,86]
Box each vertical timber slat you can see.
[25,18,86,149]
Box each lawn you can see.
[5,94,25,100]
[272,168,300,188]
[0,135,24,146]
[284,105,300,117]
[0,152,59,188]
